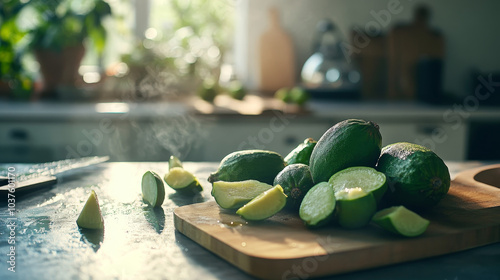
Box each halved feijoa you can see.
[329,166,387,203]
[335,187,376,229]
[141,171,166,207]
[299,182,336,227]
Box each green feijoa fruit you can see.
[169,155,183,170]
[372,206,430,237]
[376,142,451,210]
[335,187,377,229]
[142,171,166,207]
[328,167,387,204]
[208,150,286,185]
[77,190,104,230]
[211,180,273,209]
[310,119,382,183]
[236,185,287,221]
[284,138,317,165]
[164,167,203,195]
[273,163,315,210]
[299,182,336,227]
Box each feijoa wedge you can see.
[164,167,202,194]
[299,182,336,227]
[141,171,166,207]
[211,180,273,209]
[236,185,287,221]
[169,155,183,170]
[372,206,430,237]
[77,190,104,230]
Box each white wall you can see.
[235,0,500,98]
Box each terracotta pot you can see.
[35,43,85,97]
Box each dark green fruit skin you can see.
[309,119,382,183]
[208,150,286,185]
[376,142,451,211]
[273,164,315,210]
[284,138,317,165]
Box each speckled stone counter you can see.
[0,162,499,280]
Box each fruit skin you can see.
[376,142,451,210]
[274,164,315,210]
[142,171,166,207]
[309,119,382,183]
[208,150,286,185]
[284,138,317,165]
[335,188,377,229]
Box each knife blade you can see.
[0,156,109,195]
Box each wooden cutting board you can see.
[258,7,296,94]
[174,165,500,279]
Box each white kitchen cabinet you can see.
[377,122,468,161]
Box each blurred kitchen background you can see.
[0,0,499,163]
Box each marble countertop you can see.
[0,161,499,280]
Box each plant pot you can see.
[35,43,85,98]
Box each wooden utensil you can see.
[174,165,500,279]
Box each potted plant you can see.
[25,0,112,98]
[0,0,34,100]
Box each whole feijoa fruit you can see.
[309,119,382,183]
[273,163,315,209]
[376,142,451,210]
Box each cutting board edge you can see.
[174,203,500,280]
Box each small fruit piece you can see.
[236,185,287,221]
[141,171,166,207]
[273,163,315,209]
[299,182,336,227]
[328,167,387,204]
[275,87,292,103]
[164,167,203,194]
[208,150,286,185]
[211,180,273,209]
[228,80,246,100]
[372,206,430,237]
[310,119,382,183]
[284,138,317,165]
[169,155,183,170]
[198,82,218,102]
[77,190,104,230]
[335,187,376,229]
[289,87,310,106]
[376,142,451,210]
